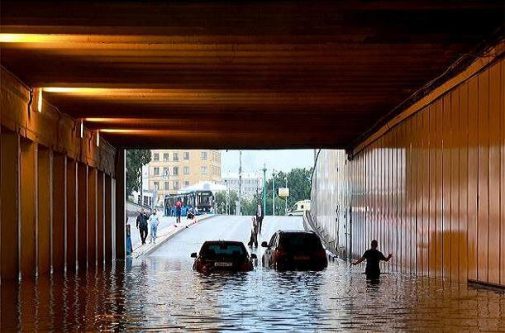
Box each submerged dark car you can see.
[262,230,327,271]
[191,241,257,273]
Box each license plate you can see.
[214,262,233,267]
[294,256,310,260]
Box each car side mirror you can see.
[191,252,197,258]
[261,241,268,248]
[250,254,257,259]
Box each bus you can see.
[164,190,215,216]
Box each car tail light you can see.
[314,250,326,258]
[273,249,287,260]
[240,261,252,271]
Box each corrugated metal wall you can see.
[311,57,504,286]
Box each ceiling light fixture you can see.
[37,89,43,113]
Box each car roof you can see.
[277,230,315,234]
[202,240,244,245]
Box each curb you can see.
[131,214,217,258]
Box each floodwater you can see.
[2,216,504,331]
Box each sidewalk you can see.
[127,214,215,258]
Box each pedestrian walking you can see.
[175,199,182,223]
[136,209,149,245]
[248,216,259,248]
[352,240,392,280]
[255,204,264,234]
[149,209,160,244]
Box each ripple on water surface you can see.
[2,257,505,331]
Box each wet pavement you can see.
[2,216,504,331]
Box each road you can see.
[150,215,303,260]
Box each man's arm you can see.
[352,256,365,265]
[381,253,393,262]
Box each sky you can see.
[221,150,316,176]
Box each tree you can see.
[214,190,238,214]
[263,168,312,215]
[126,149,151,197]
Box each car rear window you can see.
[200,243,245,258]
[279,233,323,251]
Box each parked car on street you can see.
[191,241,257,273]
[262,230,327,271]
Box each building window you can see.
[201,166,207,175]
[163,167,169,177]
[184,152,190,160]
[173,181,179,190]
[184,166,190,175]
[184,181,190,187]
[164,182,169,190]
[153,181,159,190]
[173,166,179,176]
[163,153,169,161]
[153,167,159,176]
[201,151,207,160]
[173,152,179,161]
[153,152,159,161]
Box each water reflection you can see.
[2,259,504,331]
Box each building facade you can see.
[219,172,263,200]
[147,150,221,205]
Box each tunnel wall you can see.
[311,43,504,286]
[0,67,119,281]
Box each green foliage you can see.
[214,168,312,216]
[126,149,151,196]
[263,167,312,215]
[214,190,239,214]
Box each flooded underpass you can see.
[2,216,504,331]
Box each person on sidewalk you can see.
[136,209,149,245]
[149,209,160,244]
[175,199,182,223]
[352,240,392,280]
[247,216,259,248]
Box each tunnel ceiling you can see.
[1,1,503,149]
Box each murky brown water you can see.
[2,259,504,332]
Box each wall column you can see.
[66,159,77,271]
[52,153,66,273]
[115,149,125,259]
[1,129,20,280]
[96,171,104,265]
[19,139,37,279]
[104,175,112,263]
[87,167,97,266]
[37,146,51,275]
[77,163,88,269]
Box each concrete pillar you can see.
[115,149,125,259]
[19,139,37,279]
[104,175,112,263]
[96,171,105,265]
[52,153,66,273]
[87,167,97,266]
[77,163,88,269]
[66,159,77,271]
[37,146,51,275]
[1,129,20,280]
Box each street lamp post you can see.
[224,179,229,215]
[272,169,275,216]
[262,165,267,216]
[238,150,242,216]
[285,176,288,215]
